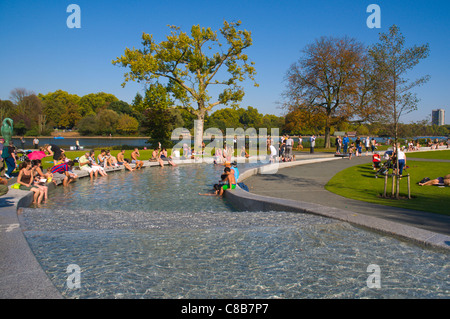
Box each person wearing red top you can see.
[372,152,381,170]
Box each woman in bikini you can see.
[17,160,45,204]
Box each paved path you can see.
[244,154,450,236]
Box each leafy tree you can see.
[0,99,14,121]
[112,20,258,150]
[117,114,139,135]
[8,91,44,134]
[206,107,241,132]
[369,25,430,146]
[108,100,137,118]
[77,114,97,135]
[283,106,327,135]
[261,114,285,132]
[369,25,430,199]
[95,109,120,135]
[39,90,81,127]
[239,106,262,129]
[141,83,176,141]
[130,92,145,113]
[283,36,367,147]
[78,92,118,117]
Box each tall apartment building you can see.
[431,109,445,126]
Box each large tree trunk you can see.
[324,113,331,148]
[324,126,331,149]
[194,110,205,154]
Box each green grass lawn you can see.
[325,160,450,216]
[405,149,450,160]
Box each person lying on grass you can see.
[418,174,450,186]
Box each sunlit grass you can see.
[325,161,450,215]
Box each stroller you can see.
[375,159,394,178]
[375,150,394,178]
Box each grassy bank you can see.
[404,149,450,160]
[325,160,450,216]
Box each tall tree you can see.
[39,90,81,128]
[0,100,15,122]
[369,25,430,146]
[370,25,430,199]
[283,36,366,148]
[112,20,257,150]
[141,83,176,142]
[78,92,118,117]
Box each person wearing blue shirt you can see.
[232,161,239,181]
[342,134,350,154]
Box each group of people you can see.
[278,135,296,161]
[15,159,52,205]
[335,135,377,158]
[199,161,239,197]
[58,146,155,183]
[1,141,183,204]
[371,142,407,176]
[213,142,252,164]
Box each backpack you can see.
[238,182,249,192]
[1,147,10,159]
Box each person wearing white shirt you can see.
[310,135,316,154]
[269,144,278,163]
[396,144,407,176]
[365,136,370,155]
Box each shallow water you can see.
[23,163,450,299]
[40,162,244,212]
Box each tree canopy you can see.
[283,36,367,148]
[112,20,258,149]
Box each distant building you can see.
[431,109,445,126]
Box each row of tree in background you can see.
[0,86,447,141]
[0,86,285,139]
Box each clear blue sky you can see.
[0,0,449,124]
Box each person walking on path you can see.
[285,135,294,160]
[335,136,342,155]
[342,134,349,154]
[2,141,17,179]
[365,136,371,156]
[310,135,316,154]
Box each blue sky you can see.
[0,0,449,124]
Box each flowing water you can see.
[21,163,449,298]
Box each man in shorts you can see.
[50,160,78,186]
[78,151,97,178]
[117,150,134,171]
[219,167,236,196]
[131,148,144,169]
